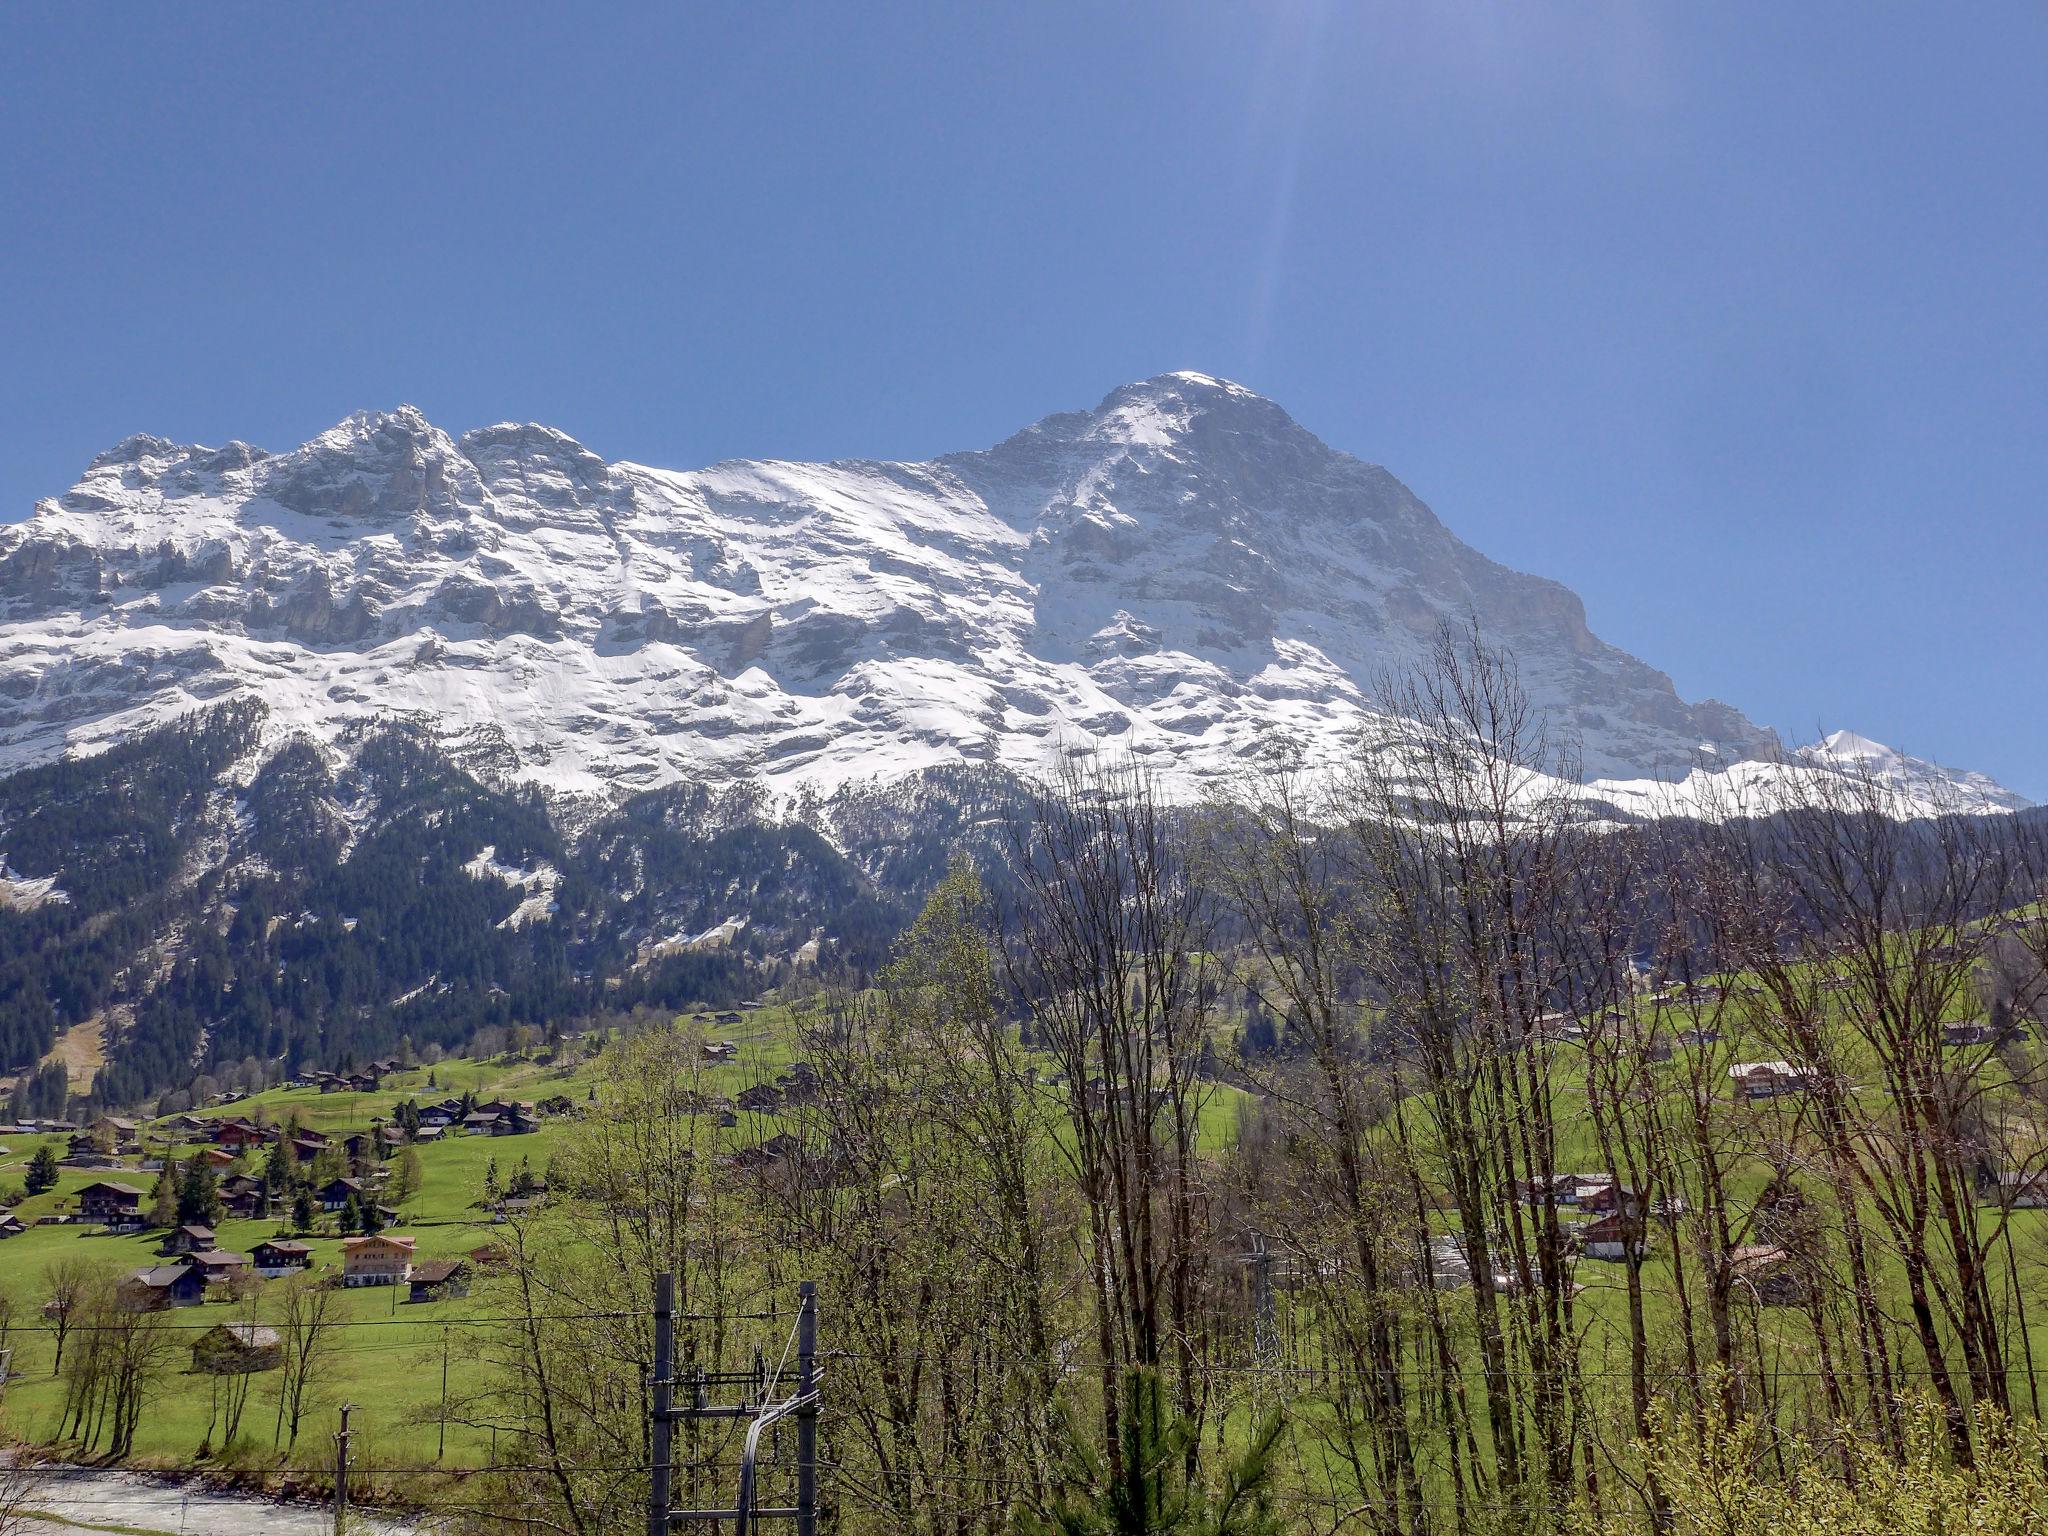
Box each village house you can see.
[1942,1021,1998,1048]
[0,1209,24,1239]
[212,1119,276,1151]
[1728,1061,1813,1101]
[191,1322,283,1374]
[221,1174,269,1219]
[196,1145,238,1169]
[252,1239,314,1276]
[1577,1211,1646,1262]
[736,1082,782,1113]
[342,1233,415,1287]
[1577,1182,1644,1217]
[188,1248,251,1286]
[76,1180,146,1226]
[64,1131,120,1167]
[408,1257,471,1302]
[1518,1172,1610,1207]
[730,1132,805,1172]
[318,1176,367,1212]
[123,1264,207,1309]
[1980,1170,2048,1209]
[160,1222,216,1256]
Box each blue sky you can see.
[3,3,2042,793]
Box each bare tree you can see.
[271,1273,343,1452]
[1008,756,1219,1484]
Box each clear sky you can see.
[3,3,2042,794]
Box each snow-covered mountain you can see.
[0,372,2024,815]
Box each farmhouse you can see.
[319,1176,367,1212]
[1981,1170,2048,1209]
[192,1323,283,1373]
[252,1239,314,1275]
[76,1180,146,1225]
[212,1119,276,1150]
[123,1264,206,1309]
[221,1174,269,1219]
[1728,1061,1812,1101]
[161,1223,216,1256]
[0,1209,24,1239]
[1577,1212,1645,1262]
[342,1233,415,1287]
[190,1248,252,1286]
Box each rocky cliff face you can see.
[0,372,2017,812]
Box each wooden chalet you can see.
[161,1223,217,1256]
[318,1176,367,1212]
[1728,1061,1813,1101]
[188,1248,251,1285]
[252,1239,314,1275]
[123,1264,206,1309]
[76,1181,146,1225]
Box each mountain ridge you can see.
[0,372,2024,814]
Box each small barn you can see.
[191,1323,283,1374]
[408,1258,472,1302]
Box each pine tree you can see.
[176,1155,225,1227]
[147,1164,178,1228]
[24,1142,59,1196]
[338,1193,362,1235]
[291,1188,316,1233]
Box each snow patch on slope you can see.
[461,846,560,929]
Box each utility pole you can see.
[334,1400,353,1536]
[795,1282,817,1536]
[649,1271,674,1536]
[438,1326,450,1461]
[655,1277,823,1534]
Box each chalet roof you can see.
[202,1323,281,1348]
[78,1181,146,1197]
[253,1239,312,1255]
[129,1264,198,1288]
[1729,1061,1799,1077]
[342,1234,416,1251]
[410,1258,469,1284]
[174,1224,216,1240]
[191,1249,249,1266]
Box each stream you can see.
[22,1464,441,1535]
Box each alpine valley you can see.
[0,373,2026,1101]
